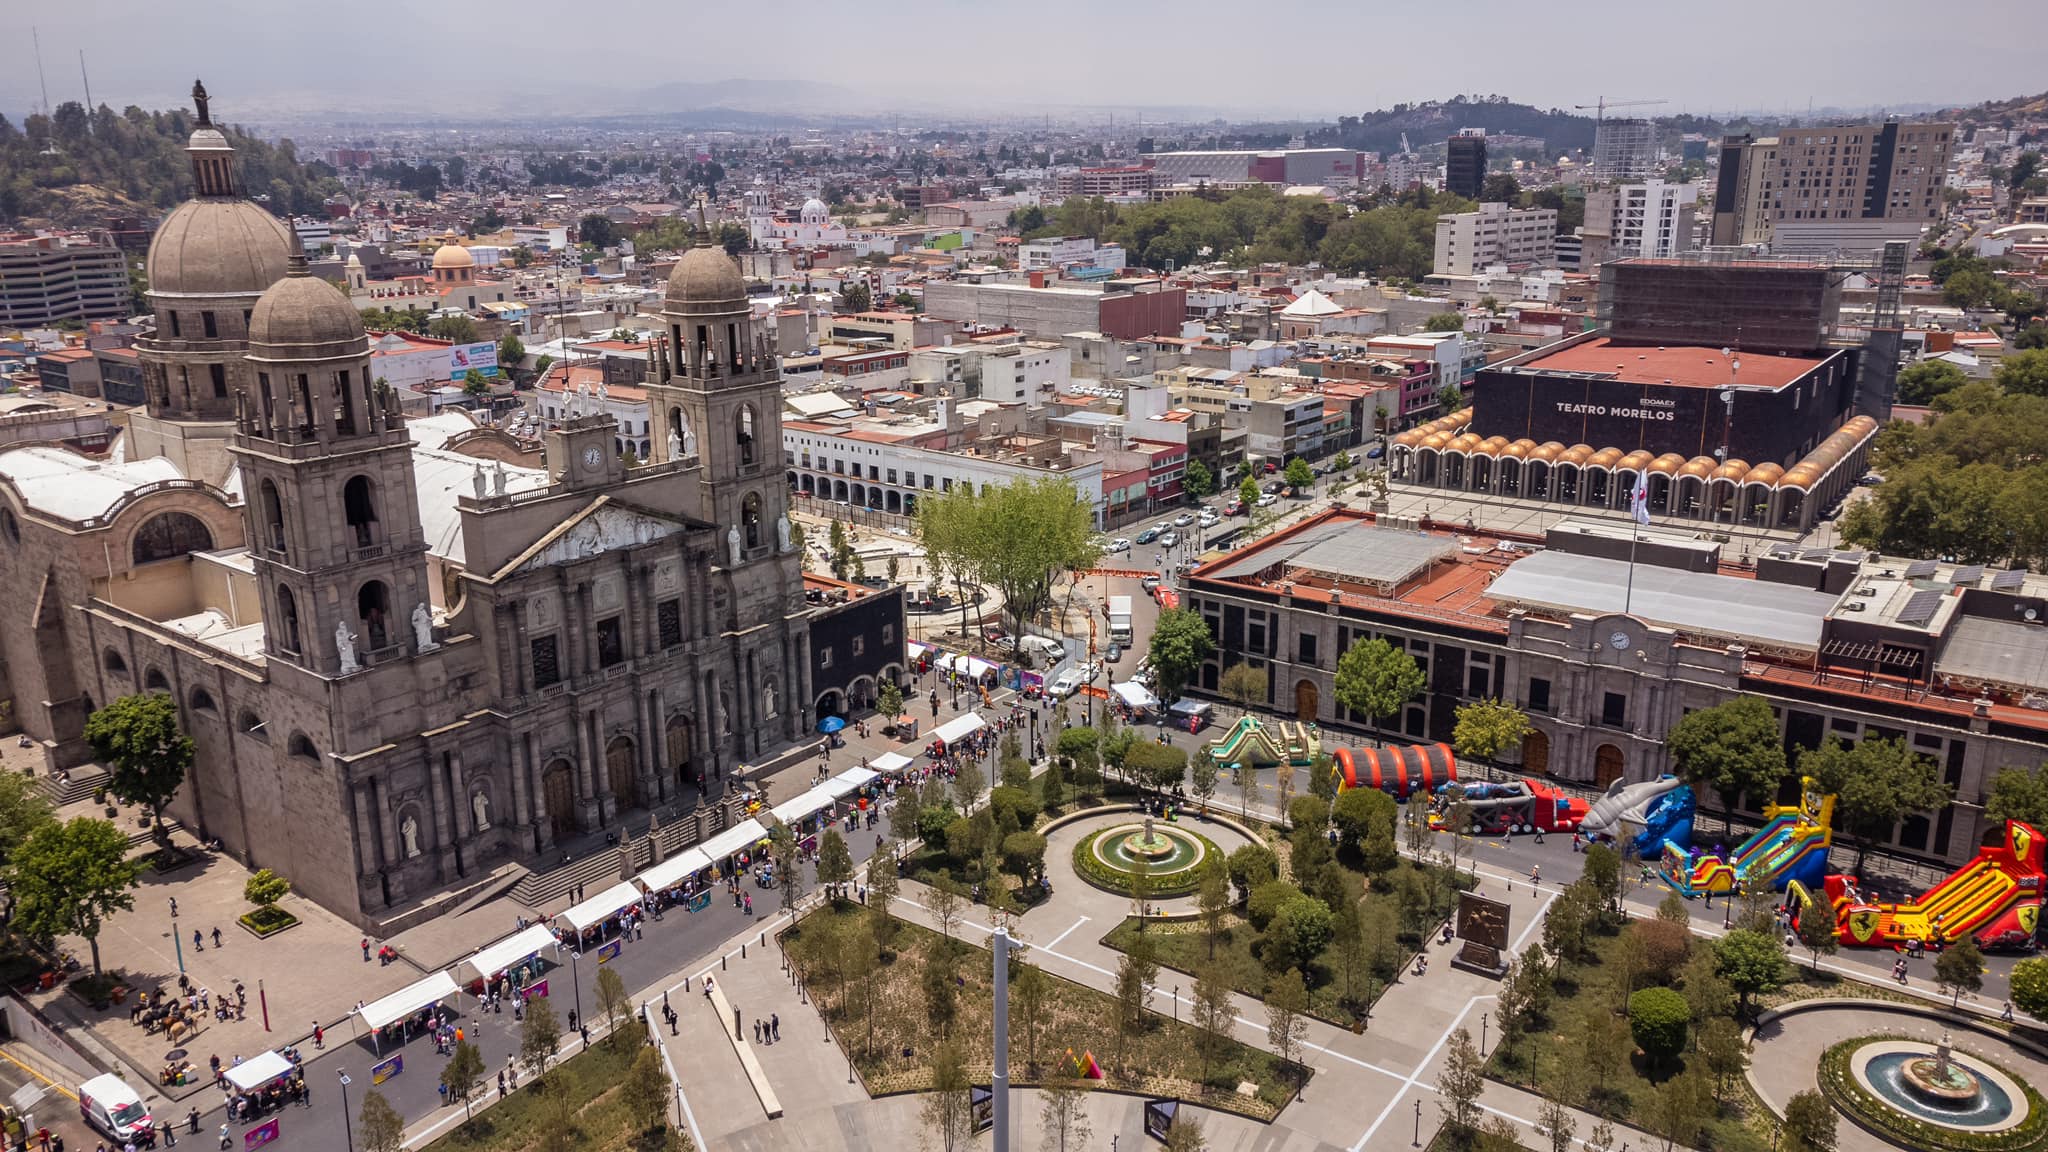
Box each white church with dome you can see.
[744,179,848,249]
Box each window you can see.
[1601,691,1627,728]
[1528,678,1551,713]
[532,635,561,687]
[168,312,181,338]
[343,476,379,547]
[131,511,214,565]
[357,581,391,649]
[882,623,895,644]
[852,636,866,658]
[210,363,227,398]
[201,311,217,338]
[819,645,834,670]
[189,687,216,713]
[276,585,301,653]
[289,732,318,760]
[238,710,265,738]
[1297,632,1318,665]
[103,648,128,675]
[736,406,757,466]
[657,598,682,648]
[596,616,624,667]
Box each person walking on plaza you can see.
[312,1022,323,1049]
[771,1013,780,1041]
[211,927,222,948]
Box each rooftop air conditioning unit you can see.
[1843,602,1866,612]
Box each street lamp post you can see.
[1413,1098,1422,1146]
[1481,1011,1488,1054]
[338,1071,354,1152]
[172,910,184,976]
[569,949,584,1039]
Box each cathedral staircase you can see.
[36,765,110,807]
[509,793,750,910]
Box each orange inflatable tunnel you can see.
[1335,743,1457,799]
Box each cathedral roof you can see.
[432,237,476,270]
[146,199,293,299]
[0,445,186,523]
[664,243,747,315]
[248,251,367,360]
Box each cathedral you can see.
[0,85,844,929]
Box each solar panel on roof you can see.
[1897,587,1944,627]
[1904,559,1939,579]
[1952,565,1985,586]
[1803,548,1834,562]
[1992,569,2027,592]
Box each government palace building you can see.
[0,86,889,929]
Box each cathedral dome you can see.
[431,238,475,270]
[248,262,366,360]
[800,197,829,221]
[146,198,293,299]
[664,243,746,314]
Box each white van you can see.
[79,1073,152,1144]
[1017,635,1067,664]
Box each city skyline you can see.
[5,0,2042,126]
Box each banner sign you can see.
[245,1120,280,1149]
[450,342,499,380]
[523,979,549,999]
[371,1054,402,1085]
[596,939,623,964]
[686,891,712,913]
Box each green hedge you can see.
[238,906,300,938]
[1070,826,1221,899]
[1817,1034,2048,1152]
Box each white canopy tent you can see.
[869,752,914,774]
[457,926,559,987]
[223,1050,296,1094]
[1113,681,1158,709]
[907,641,932,660]
[554,881,642,936]
[930,712,986,747]
[770,787,836,826]
[826,766,879,796]
[933,652,958,672]
[958,656,996,679]
[635,846,712,894]
[356,971,461,1036]
[694,818,769,867]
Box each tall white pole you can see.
[992,927,1011,1152]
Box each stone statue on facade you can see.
[727,523,743,566]
[336,622,359,674]
[472,791,491,832]
[667,427,683,462]
[472,463,487,498]
[412,602,437,652]
[680,413,697,458]
[491,460,507,496]
[777,512,794,553]
[401,814,421,858]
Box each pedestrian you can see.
[211,927,222,948]
[169,897,178,918]
[361,938,371,962]
[753,1020,761,1043]
[312,1022,323,1049]
[497,1071,507,1099]
[771,1012,780,1041]
[744,894,753,915]
[2003,999,2016,1022]
[193,929,203,953]
[162,1121,175,1148]
[508,1064,519,1090]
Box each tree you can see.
[1713,929,1786,1019]
[927,877,964,942]
[1997,348,2048,397]
[1112,941,1156,1071]
[1481,172,1522,203]
[1696,1016,1748,1104]
[1237,474,1261,511]
[0,773,53,869]
[1648,1071,1711,1152]
[1895,359,1968,405]
[441,1039,486,1118]
[1265,968,1310,1097]
[7,817,139,975]
[1284,457,1315,492]
[1628,987,1690,1071]
[577,214,616,246]
[1333,638,1425,745]
[1226,843,1279,898]
[917,477,1100,635]
[1935,938,1984,1008]
[521,994,563,1079]
[816,828,855,901]
[1536,1090,1577,1152]
[1014,958,1049,1075]
[1575,1010,1631,1104]
[1218,662,1268,715]
[1801,737,1954,872]
[842,281,872,313]
[1039,1076,1094,1152]
[921,1038,974,1152]
[244,868,290,916]
[1422,311,1466,332]
[497,330,525,374]
[592,965,630,1042]
[877,681,905,723]
[1191,959,1236,1083]
[1666,696,1788,830]
[1267,893,1336,974]
[1331,785,1395,851]
[1182,458,1215,500]
[1794,896,1839,972]
[1782,1089,1838,1152]
[428,313,479,343]
[2014,956,2048,1022]
[622,1044,673,1140]
[1986,765,2048,829]
[1435,1026,1485,1137]
[358,1090,406,1152]
[83,692,191,841]
[1162,1115,1209,1152]
[536,1086,579,1152]
[772,828,805,919]
[1452,699,1531,771]
[922,944,959,1037]
[1146,609,1215,706]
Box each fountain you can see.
[1901,1032,1983,1106]
[1119,815,1176,861]
[1845,1031,2026,1136]
[1076,817,1221,897]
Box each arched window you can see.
[288,732,318,760]
[358,580,391,650]
[276,584,302,654]
[343,476,379,548]
[238,710,266,739]
[741,492,762,549]
[103,648,128,675]
[0,506,17,544]
[190,687,217,712]
[131,511,214,565]
[259,480,286,552]
[736,406,756,466]
[144,668,171,693]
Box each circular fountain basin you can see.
[1849,1041,2026,1133]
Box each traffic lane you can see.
[189,827,889,1152]
[0,1049,96,1152]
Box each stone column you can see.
[508,730,530,834]
[372,778,400,880]
[448,747,471,865]
[353,783,382,875]
[426,745,455,881]
[496,606,520,698]
[512,608,532,696]
[634,689,657,807]
[649,686,670,803]
[576,582,598,680]
[594,710,618,826]
[575,709,601,830]
[796,631,815,736]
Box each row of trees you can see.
[1841,382,2048,567]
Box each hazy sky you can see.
[6,0,2043,123]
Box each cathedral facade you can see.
[0,85,830,928]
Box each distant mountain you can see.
[1305,96,1602,157]
[1941,90,2048,126]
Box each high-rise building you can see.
[1580,181,1697,267]
[1433,202,1557,277]
[1590,118,1659,184]
[1445,130,1488,199]
[1711,122,1954,253]
[0,232,131,326]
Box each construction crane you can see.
[1575,97,1668,123]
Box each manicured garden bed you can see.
[422,1022,666,1152]
[1069,824,1223,899]
[237,906,300,938]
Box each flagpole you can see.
[1624,474,1648,618]
[1624,524,1639,617]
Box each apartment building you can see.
[0,233,131,326]
[1580,181,1697,266]
[1445,131,1488,200]
[1144,148,1369,187]
[1433,203,1559,277]
[1053,166,1157,197]
[1712,123,1954,251]
[1018,236,1127,275]
[1590,118,1659,184]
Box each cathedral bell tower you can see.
[646,229,789,565]
[231,240,432,678]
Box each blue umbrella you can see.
[816,715,847,734]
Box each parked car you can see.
[1048,670,1083,698]
[1198,510,1220,527]
[1141,574,1163,590]
[1157,531,1179,548]
[1223,500,1244,516]
[1173,512,1195,526]
[1104,642,1123,663]
[1366,444,1386,459]
[1136,527,1161,544]
[1107,536,1132,553]
[1256,493,1279,507]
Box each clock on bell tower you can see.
[545,413,626,491]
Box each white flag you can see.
[1630,473,1651,526]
